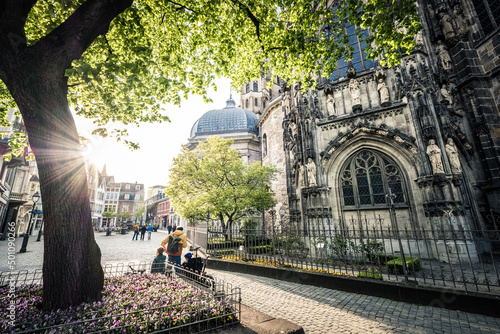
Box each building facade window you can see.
[328,24,374,81]
[124,194,130,200]
[253,82,258,91]
[254,98,258,106]
[340,150,406,208]
[471,0,500,36]
[125,184,130,189]
[262,134,268,157]
[246,84,250,93]
[246,99,249,108]
[136,185,140,190]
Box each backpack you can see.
[166,234,181,254]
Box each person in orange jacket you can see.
[160,227,187,265]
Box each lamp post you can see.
[36,219,44,242]
[386,187,408,281]
[19,191,41,253]
[269,209,276,261]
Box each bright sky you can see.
[75,77,240,191]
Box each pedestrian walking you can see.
[172,224,177,233]
[132,223,139,241]
[160,226,187,265]
[167,224,172,234]
[140,225,147,241]
[147,225,153,240]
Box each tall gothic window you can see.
[471,0,500,36]
[262,134,268,157]
[253,82,258,91]
[340,150,406,208]
[246,84,250,93]
[328,23,375,81]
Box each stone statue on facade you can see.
[290,120,298,140]
[377,77,390,106]
[438,11,456,40]
[297,161,305,187]
[426,139,445,174]
[306,157,317,187]
[326,94,335,116]
[283,91,291,114]
[436,41,453,71]
[440,84,453,105]
[453,4,469,38]
[445,138,462,174]
[349,78,361,107]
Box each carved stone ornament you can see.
[426,139,445,174]
[438,10,456,40]
[440,84,453,105]
[436,40,453,72]
[445,138,462,174]
[349,78,361,110]
[326,94,335,116]
[453,4,469,38]
[306,157,317,187]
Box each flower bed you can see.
[223,257,356,277]
[1,273,236,333]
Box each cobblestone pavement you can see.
[207,270,500,334]
[2,232,500,333]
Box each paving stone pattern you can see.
[1,232,500,333]
[207,270,500,334]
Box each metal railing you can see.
[1,261,241,333]
[207,222,500,295]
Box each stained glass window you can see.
[340,150,406,208]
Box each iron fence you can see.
[1,262,241,333]
[207,222,500,295]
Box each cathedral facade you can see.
[240,0,500,256]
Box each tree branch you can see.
[32,0,133,70]
[165,0,197,13]
[0,0,37,74]
[229,0,264,51]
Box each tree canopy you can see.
[165,137,278,237]
[0,0,420,311]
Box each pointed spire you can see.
[225,91,236,108]
[101,163,107,176]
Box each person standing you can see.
[161,226,187,265]
[147,224,153,240]
[132,223,139,241]
[172,224,177,233]
[140,224,147,241]
[167,224,172,234]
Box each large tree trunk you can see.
[0,0,134,311]
[6,64,104,311]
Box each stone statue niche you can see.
[445,137,462,174]
[436,40,453,72]
[349,78,362,112]
[426,139,445,174]
[375,69,391,107]
[306,157,317,187]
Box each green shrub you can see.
[357,269,383,280]
[371,254,398,265]
[211,249,235,256]
[387,257,421,274]
[247,245,271,254]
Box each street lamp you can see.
[19,191,41,253]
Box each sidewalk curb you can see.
[214,304,304,334]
